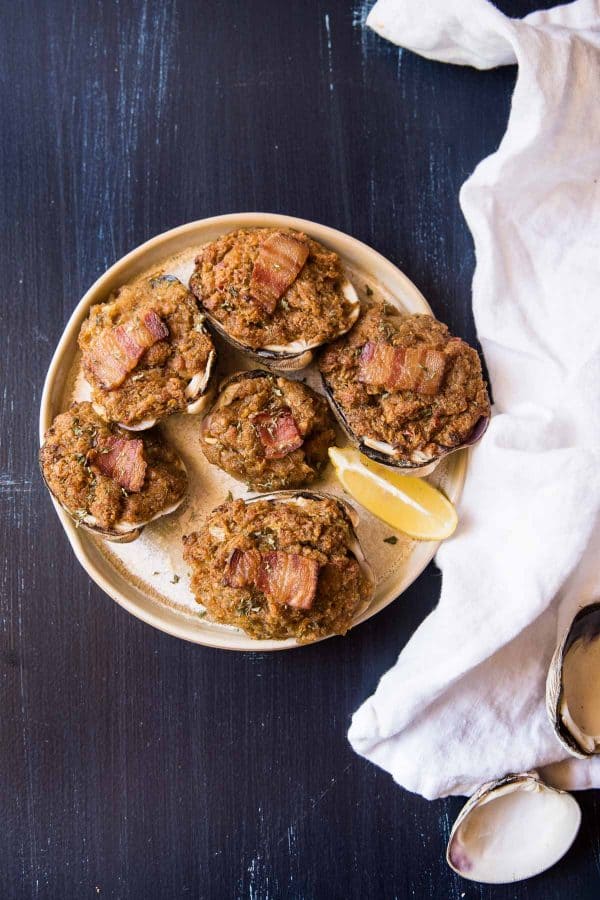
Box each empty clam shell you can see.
[546,601,600,758]
[199,279,360,372]
[447,773,581,884]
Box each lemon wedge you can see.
[328,447,458,541]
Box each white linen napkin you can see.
[348,0,600,799]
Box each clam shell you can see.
[41,451,187,543]
[546,601,600,758]
[199,279,360,372]
[321,298,490,477]
[447,772,581,884]
[91,276,218,430]
[319,291,490,475]
[321,358,490,478]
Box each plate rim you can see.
[39,211,467,651]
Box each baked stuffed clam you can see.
[182,491,374,642]
[199,369,336,490]
[189,227,360,370]
[320,302,490,476]
[78,273,216,430]
[40,402,187,542]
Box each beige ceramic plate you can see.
[39,212,467,651]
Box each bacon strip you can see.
[84,310,169,390]
[359,341,447,396]
[249,232,309,314]
[223,549,320,610]
[141,310,170,341]
[88,436,147,492]
[250,407,304,459]
[257,552,320,610]
[224,548,262,588]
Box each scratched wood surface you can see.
[2,1,599,898]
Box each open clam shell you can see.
[41,453,187,543]
[244,489,375,617]
[200,279,360,373]
[447,773,581,884]
[546,602,600,758]
[321,372,490,478]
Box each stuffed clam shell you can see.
[319,302,490,476]
[182,491,374,642]
[189,227,360,370]
[78,273,216,430]
[40,402,187,542]
[199,369,336,491]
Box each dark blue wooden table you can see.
[2,1,599,897]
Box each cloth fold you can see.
[349,0,600,799]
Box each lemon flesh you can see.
[328,447,458,541]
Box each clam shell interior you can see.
[447,774,581,884]
[547,602,600,757]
